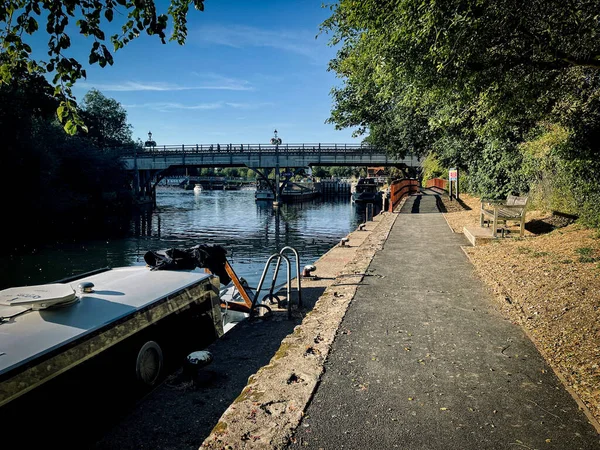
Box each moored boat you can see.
[255,180,275,201]
[351,177,384,203]
[0,265,223,409]
[280,182,320,203]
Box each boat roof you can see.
[357,177,378,184]
[0,266,213,378]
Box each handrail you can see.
[270,246,302,308]
[252,253,292,319]
[425,178,448,191]
[115,143,418,158]
[388,179,420,211]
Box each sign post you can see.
[448,168,459,200]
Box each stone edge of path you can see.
[199,207,402,449]
[459,246,600,435]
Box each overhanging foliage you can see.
[322,0,600,226]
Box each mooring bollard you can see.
[340,237,350,246]
[184,350,213,382]
[302,264,317,277]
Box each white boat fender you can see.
[184,350,213,380]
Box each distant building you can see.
[367,167,386,177]
[367,167,386,184]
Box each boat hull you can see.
[255,190,275,201]
[352,192,382,203]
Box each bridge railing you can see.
[118,143,389,156]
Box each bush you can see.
[520,124,600,227]
[421,153,445,185]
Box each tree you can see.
[322,0,600,224]
[311,166,331,178]
[0,72,135,248]
[80,89,133,149]
[0,0,205,133]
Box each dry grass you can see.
[439,193,600,425]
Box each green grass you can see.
[532,251,550,258]
[576,247,594,256]
[576,247,598,263]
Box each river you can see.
[0,187,381,291]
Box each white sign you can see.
[449,169,458,181]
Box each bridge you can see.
[120,143,423,206]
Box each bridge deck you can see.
[119,144,422,170]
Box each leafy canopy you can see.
[1,0,205,134]
[80,88,133,149]
[321,1,600,224]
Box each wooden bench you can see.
[480,195,528,237]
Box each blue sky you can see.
[57,0,360,145]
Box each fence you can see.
[425,178,448,191]
[388,179,420,212]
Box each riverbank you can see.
[200,211,398,449]
[439,193,600,429]
[95,191,600,448]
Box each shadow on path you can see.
[400,188,445,214]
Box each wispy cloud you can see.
[78,77,253,92]
[194,25,326,62]
[224,102,274,109]
[124,102,223,112]
[124,101,273,113]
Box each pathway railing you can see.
[388,179,420,212]
[425,178,448,191]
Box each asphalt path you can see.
[289,190,600,449]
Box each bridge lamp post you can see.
[270,129,282,207]
[145,131,156,152]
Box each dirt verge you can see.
[439,193,600,429]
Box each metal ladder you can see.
[251,246,302,319]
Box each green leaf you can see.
[65,120,78,135]
[26,17,39,34]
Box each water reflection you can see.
[1,188,377,290]
[132,208,156,238]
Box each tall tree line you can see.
[1,73,135,250]
[322,0,600,226]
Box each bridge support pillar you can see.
[131,169,155,207]
[274,169,281,207]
